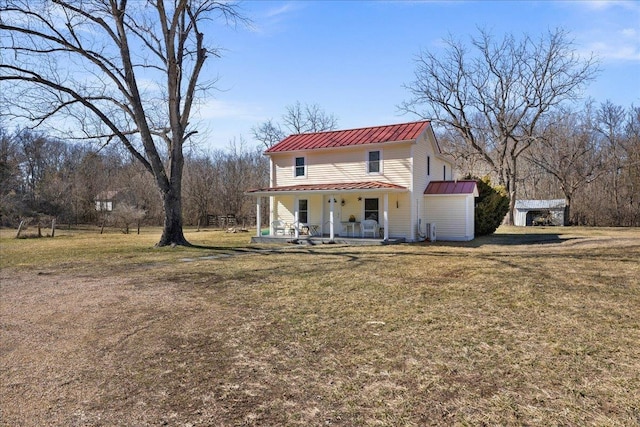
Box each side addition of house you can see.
[247,120,478,243]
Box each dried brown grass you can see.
[1,226,639,426]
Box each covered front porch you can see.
[246,181,408,244]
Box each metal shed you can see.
[514,199,566,226]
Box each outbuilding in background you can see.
[514,199,567,226]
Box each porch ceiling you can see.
[246,181,407,196]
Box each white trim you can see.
[329,195,335,241]
[294,155,307,178]
[366,149,383,175]
[383,193,389,240]
[256,197,261,237]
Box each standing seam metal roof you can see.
[265,120,431,153]
[424,180,478,195]
[246,181,407,194]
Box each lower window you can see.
[364,198,379,222]
[298,199,308,223]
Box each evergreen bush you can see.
[472,176,509,236]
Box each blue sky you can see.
[197,0,640,150]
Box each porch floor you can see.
[251,234,405,246]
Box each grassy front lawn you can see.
[1,226,639,425]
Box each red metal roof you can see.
[424,180,478,195]
[247,181,407,194]
[265,120,431,154]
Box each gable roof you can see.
[424,180,478,196]
[265,120,432,154]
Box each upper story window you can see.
[294,156,306,177]
[367,150,381,174]
[427,155,431,176]
[443,165,447,180]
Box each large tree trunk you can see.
[158,185,189,247]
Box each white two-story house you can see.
[247,120,478,242]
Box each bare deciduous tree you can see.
[401,28,598,223]
[283,101,338,134]
[596,102,640,225]
[526,105,604,224]
[251,119,286,151]
[0,0,243,246]
[252,101,338,149]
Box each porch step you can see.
[250,236,404,246]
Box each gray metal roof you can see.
[515,199,566,210]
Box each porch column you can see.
[269,195,275,235]
[329,195,335,241]
[256,197,261,237]
[383,193,389,241]
[294,196,300,239]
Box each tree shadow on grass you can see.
[430,232,574,248]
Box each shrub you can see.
[110,204,146,234]
[473,176,509,236]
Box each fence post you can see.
[16,220,25,238]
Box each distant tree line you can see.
[438,101,640,226]
[0,127,268,229]
[2,98,637,230]
[0,102,336,230]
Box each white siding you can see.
[272,143,414,188]
[274,196,295,224]
[266,124,466,241]
[514,209,527,227]
[425,195,475,241]
[413,130,459,241]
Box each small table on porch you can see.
[340,221,360,237]
[302,223,320,236]
[290,223,320,237]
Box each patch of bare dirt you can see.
[1,229,639,426]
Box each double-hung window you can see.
[367,150,381,174]
[364,198,379,222]
[298,199,308,224]
[295,156,306,178]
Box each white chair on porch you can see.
[361,219,379,238]
[272,220,286,235]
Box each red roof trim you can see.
[265,120,431,154]
[247,181,407,194]
[424,180,478,195]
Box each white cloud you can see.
[249,1,305,35]
[588,41,640,61]
[583,25,640,61]
[568,1,640,62]
[574,0,640,12]
[195,98,266,121]
[265,2,299,19]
